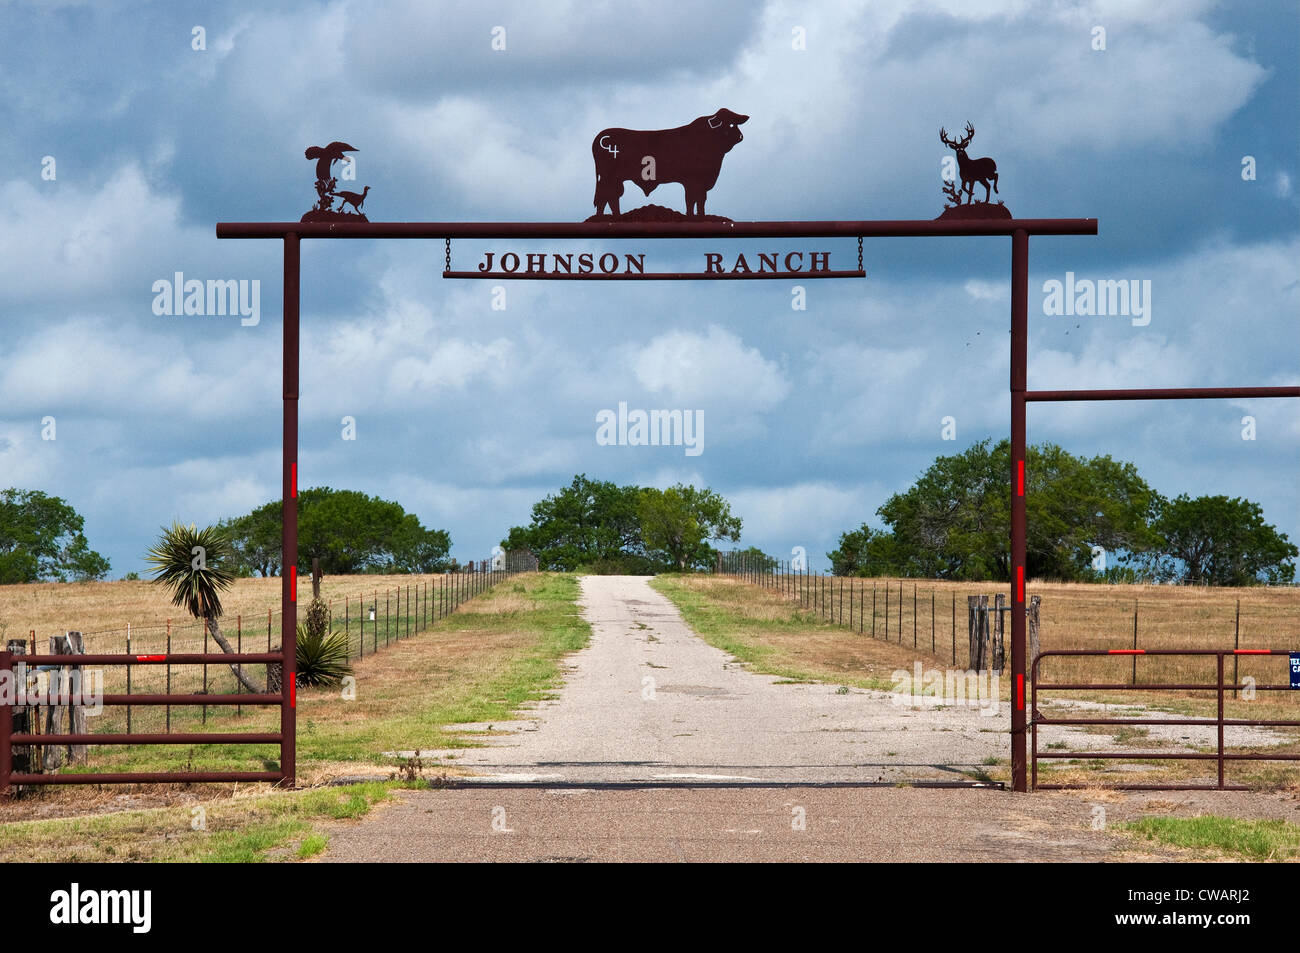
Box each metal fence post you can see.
[1132,600,1139,686]
[281,229,301,789]
[126,623,132,735]
[1009,226,1029,793]
[1233,599,1240,700]
[1216,653,1226,790]
[0,651,11,797]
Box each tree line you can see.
[827,439,1297,586]
[501,474,741,573]
[4,443,1294,588]
[0,485,451,583]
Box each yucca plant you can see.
[145,521,261,694]
[295,622,352,687]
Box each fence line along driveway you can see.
[419,575,1012,784]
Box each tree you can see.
[1020,443,1162,581]
[834,440,1161,581]
[220,488,451,576]
[144,522,261,694]
[638,484,742,570]
[874,439,1008,579]
[0,489,110,583]
[827,525,911,576]
[220,504,282,577]
[1145,494,1297,585]
[385,513,453,574]
[722,546,778,573]
[503,474,652,571]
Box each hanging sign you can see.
[444,247,864,280]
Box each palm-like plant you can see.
[145,521,261,694]
[295,622,351,687]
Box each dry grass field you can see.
[663,573,1300,789]
[731,572,1300,689]
[3,571,1298,791]
[0,572,441,650]
[0,573,588,812]
[0,571,512,739]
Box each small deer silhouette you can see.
[940,122,998,204]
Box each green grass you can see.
[651,575,905,691]
[67,573,591,776]
[3,573,593,862]
[296,833,330,859]
[1119,815,1300,862]
[0,781,394,863]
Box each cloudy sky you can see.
[1,0,1297,575]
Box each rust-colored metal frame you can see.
[4,215,1288,793]
[1031,649,1300,790]
[212,217,1105,794]
[15,215,1294,795]
[0,651,287,793]
[3,215,1287,794]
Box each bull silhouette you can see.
[592,109,748,218]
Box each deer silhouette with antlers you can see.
[940,122,998,204]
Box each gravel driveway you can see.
[426,574,1013,783]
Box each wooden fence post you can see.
[66,632,86,764]
[992,594,1006,674]
[44,632,86,768]
[7,640,31,776]
[1027,595,1041,677]
[967,595,988,671]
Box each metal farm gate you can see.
[3,120,1296,795]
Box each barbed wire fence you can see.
[8,555,539,741]
[713,549,1300,689]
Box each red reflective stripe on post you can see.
[1109,649,1145,655]
[1016,674,1024,711]
[1016,566,1024,602]
[136,655,166,662]
[290,566,296,602]
[290,679,296,708]
[1017,460,1024,496]
[291,462,297,497]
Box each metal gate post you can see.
[1010,227,1029,792]
[281,233,300,788]
[0,651,11,797]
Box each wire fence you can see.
[8,561,525,740]
[715,551,1300,696]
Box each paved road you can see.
[417,575,1008,784]
[319,785,1193,863]
[322,575,1300,862]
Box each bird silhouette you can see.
[305,141,358,181]
[336,185,370,214]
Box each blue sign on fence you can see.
[1291,653,1300,689]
